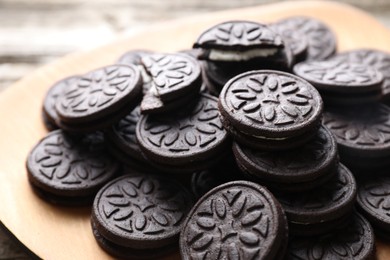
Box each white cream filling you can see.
[251,134,289,141]
[208,48,279,61]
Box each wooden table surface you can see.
[1,0,390,259]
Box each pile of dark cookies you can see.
[25,16,390,259]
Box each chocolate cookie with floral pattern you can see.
[26,130,119,205]
[294,59,383,104]
[287,213,375,260]
[333,49,390,100]
[219,70,323,150]
[180,181,288,260]
[56,64,142,132]
[323,104,390,170]
[136,93,229,171]
[92,173,193,259]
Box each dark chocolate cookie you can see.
[91,173,193,259]
[56,65,142,132]
[141,53,202,102]
[287,213,375,260]
[293,59,383,94]
[136,93,229,167]
[219,70,323,141]
[180,181,288,260]
[233,125,338,185]
[277,16,336,61]
[194,20,284,52]
[357,174,390,238]
[26,130,119,205]
[323,104,390,167]
[42,76,79,131]
[334,49,390,100]
[276,164,356,236]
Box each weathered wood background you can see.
[0,0,390,258]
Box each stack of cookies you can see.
[295,48,390,240]
[26,16,384,260]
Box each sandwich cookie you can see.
[55,64,143,132]
[26,130,119,205]
[92,173,194,259]
[180,181,288,260]
[219,70,323,150]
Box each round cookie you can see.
[276,16,336,61]
[42,75,79,131]
[357,174,390,239]
[276,164,357,236]
[323,104,390,169]
[333,49,390,100]
[193,21,285,61]
[287,213,375,260]
[233,125,338,187]
[56,64,142,132]
[293,59,383,104]
[136,93,229,168]
[91,173,194,259]
[219,70,323,149]
[26,130,119,205]
[180,181,288,260]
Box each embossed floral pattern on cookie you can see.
[219,70,322,137]
[27,130,119,193]
[137,94,228,163]
[180,181,287,260]
[56,65,142,122]
[93,174,193,248]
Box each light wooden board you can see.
[1,1,390,259]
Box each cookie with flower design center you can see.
[287,213,375,260]
[136,93,229,167]
[293,59,383,93]
[26,130,119,205]
[141,53,202,102]
[92,173,193,259]
[56,64,142,132]
[323,104,390,168]
[180,181,288,260]
[219,70,323,148]
[333,49,390,100]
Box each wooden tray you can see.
[1,1,390,259]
